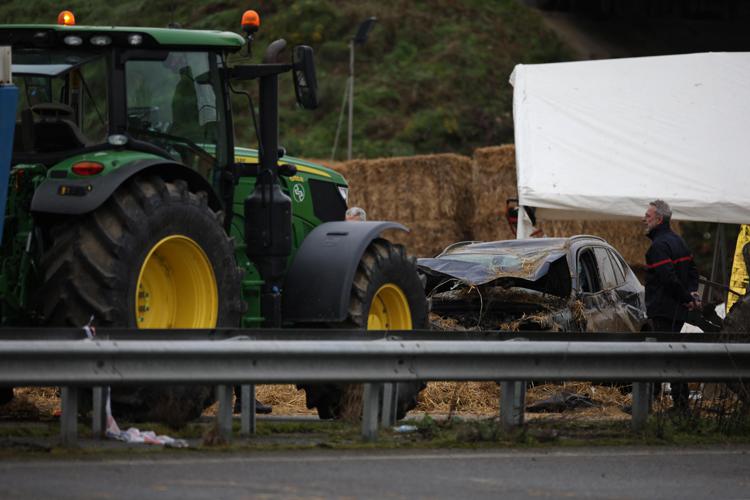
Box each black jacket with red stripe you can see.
[645,222,699,322]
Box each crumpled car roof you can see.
[418,238,570,286]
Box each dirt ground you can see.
[2,381,740,424]
[0,382,632,420]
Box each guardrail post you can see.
[380,383,398,428]
[216,385,233,442]
[631,381,652,431]
[240,384,256,436]
[500,381,526,430]
[632,337,656,431]
[362,382,382,442]
[91,386,106,439]
[60,386,78,447]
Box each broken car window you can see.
[594,247,620,290]
[578,249,601,293]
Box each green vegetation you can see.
[0,412,748,458]
[0,0,572,159]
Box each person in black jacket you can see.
[643,199,700,411]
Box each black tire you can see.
[302,238,428,420]
[38,175,242,427]
[0,387,13,406]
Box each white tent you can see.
[510,52,750,225]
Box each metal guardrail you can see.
[1,334,748,445]
[0,327,745,342]
[1,339,748,385]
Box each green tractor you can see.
[0,10,427,422]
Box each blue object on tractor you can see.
[0,84,17,245]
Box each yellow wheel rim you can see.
[135,235,218,328]
[367,284,412,330]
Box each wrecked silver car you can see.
[418,236,647,332]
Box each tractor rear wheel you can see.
[38,175,242,427]
[302,238,428,420]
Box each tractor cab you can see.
[3,21,239,186]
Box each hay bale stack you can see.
[470,145,518,242]
[336,154,474,257]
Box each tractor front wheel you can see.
[302,238,428,420]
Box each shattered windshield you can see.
[422,240,569,285]
[441,252,532,275]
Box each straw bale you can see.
[336,154,474,256]
[470,145,519,242]
[255,384,317,415]
[387,219,466,258]
[416,381,499,414]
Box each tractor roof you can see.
[0,24,245,51]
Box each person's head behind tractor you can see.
[345,207,366,222]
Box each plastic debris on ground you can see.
[82,325,189,448]
[104,388,188,448]
[392,425,418,433]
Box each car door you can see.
[591,247,634,332]
[576,246,615,332]
[606,248,648,331]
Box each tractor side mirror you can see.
[292,45,318,110]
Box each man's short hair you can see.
[650,199,672,223]
[345,206,366,221]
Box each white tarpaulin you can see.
[510,52,750,224]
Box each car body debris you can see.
[419,236,647,332]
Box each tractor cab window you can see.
[125,51,228,179]
[11,49,109,159]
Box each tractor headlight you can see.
[107,134,128,146]
[90,35,112,46]
[127,34,143,46]
[337,186,349,203]
[63,36,83,46]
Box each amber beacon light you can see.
[241,10,260,56]
[57,10,76,26]
[241,10,260,31]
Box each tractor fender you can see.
[30,158,222,215]
[283,220,408,323]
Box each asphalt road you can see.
[1,446,749,499]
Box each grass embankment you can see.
[1,383,747,457]
[0,0,571,158]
